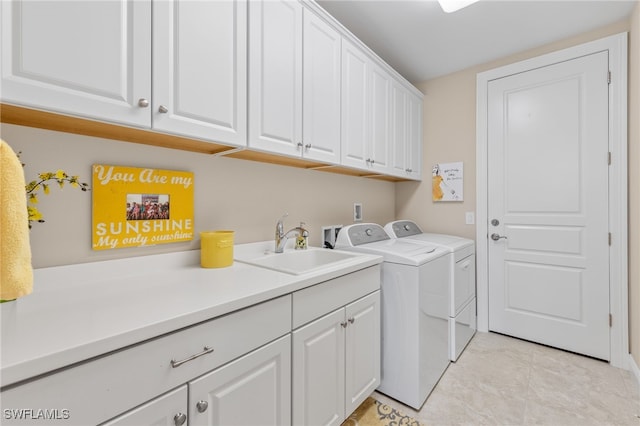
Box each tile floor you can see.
[373,332,640,425]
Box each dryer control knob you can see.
[365,228,373,236]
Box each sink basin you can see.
[237,247,360,275]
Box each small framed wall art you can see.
[92,164,194,250]
[432,162,463,202]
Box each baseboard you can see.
[629,353,640,388]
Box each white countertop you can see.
[0,244,381,388]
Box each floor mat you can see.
[341,397,425,426]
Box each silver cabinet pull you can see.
[297,142,303,150]
[171,346,214,368]
[348,317,355,324]
[340,321,348,328]
[158,105,169,113]
[138,98,149,108]
[305,143,311,150]
[196,400,209,413]
[174,413,187,426]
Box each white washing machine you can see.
[385,220,476,362]
[335,223,450,410]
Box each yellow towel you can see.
[0,140,33,300]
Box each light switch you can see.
[465,212,475,225]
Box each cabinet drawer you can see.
[292,265,380,328]
[0,295,291,426]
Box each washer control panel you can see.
[390,220,422,237]
[344,224,389,246]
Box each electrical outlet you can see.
[354,203,363,222]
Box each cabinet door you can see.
[302,9,341,164]
[406,92,423,180]
[293,309,346,426]
[345,291,381,416]
[0,0,151,128]
[189,336,291,426]
[249,0,302,156]
[369,64,391,173]
[390,80,409,176]
[153,0,247,146]
[101,386,187,426]
[341,40,369,170]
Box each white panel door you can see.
[341,39,369,170]
[302,9,341,164]
[101,386,187,426]
[249,0,302,155]
[153,0,246,146]
[487,51,610,360]
[1,0,151,127]
[293,309,345,426]
[189,336,291,426]
[345,291,380,416]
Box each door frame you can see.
[476,32,628,368]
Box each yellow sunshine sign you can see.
[92,164,194,250]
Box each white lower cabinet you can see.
[1,266,382,426]
[292,291,380,425]
[189,335,291,426]
[101,386,188,426]
[103,336,290,426]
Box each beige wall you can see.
[629,1,640,367]
[397,17,638,365]
[1,123,395,268]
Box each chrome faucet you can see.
[275,213,309,253]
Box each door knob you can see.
[491,219,500,226]
[491,233,507,241]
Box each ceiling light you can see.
[437,0,481,13]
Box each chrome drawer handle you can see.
[171,346,214,368]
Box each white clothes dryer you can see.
[335,223,450,410]
[385,220,476,362]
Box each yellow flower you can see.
[29,193,38,204]
[55,169,66,179]
[27,206,43,221]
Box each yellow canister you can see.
[200,230,234,268]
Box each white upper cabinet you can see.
[302,9,341,164]
[249,0,303,155]
[153,0,247,146]
[249,0,341,163]
[1,0,152,128]
[390,80,422,180]
[406,92,423,180]
[341,40,369,170]
[341,39,391,174]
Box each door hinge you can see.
[608,233,612,246]
[608,152,612,165]
[607,70,612,84]
[609,313,613,327]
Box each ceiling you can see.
[316,0,637,83]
